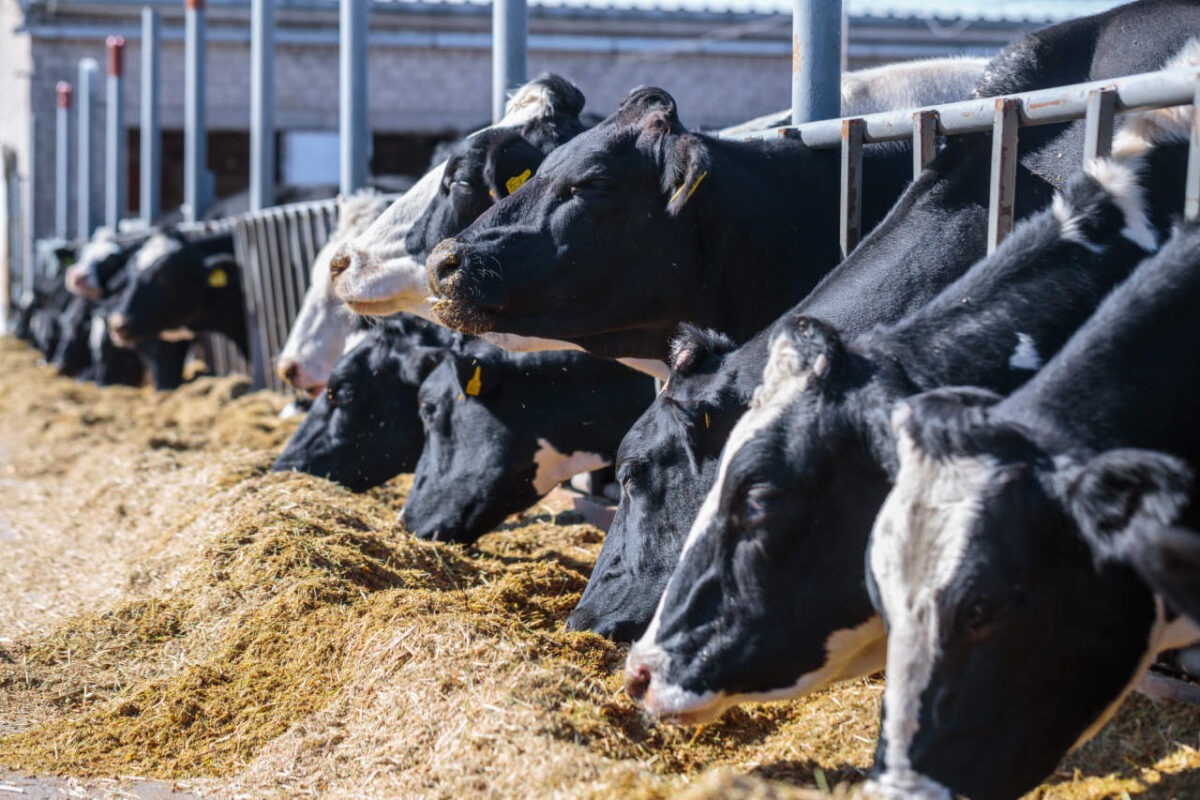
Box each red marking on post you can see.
[106,36,125,76]
[56,81,73,109]
[186,0,205,9]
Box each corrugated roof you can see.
[371,0,1126,23]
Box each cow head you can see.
[109,232,236,347]
[623,318,890,723]
[567,324,741,642]
[426,86,713,358]
[402,348,547,543]
[273,327,445,491]
[332,72,588,317]
[864,388,1196,800]
[65,229,121,300]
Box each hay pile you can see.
[0,337,1198,799]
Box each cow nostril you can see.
[625,664,652,702]
[329,252,351,278]
[429,240,464,289]
[278,359,300,386]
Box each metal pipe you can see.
[184,0,209,223]
[492,0,527,123]
[141,8,161,225]
[735,65,1200,146]
[76,58,98,239]
[55,81,71,240]
[339,0,368,195]
[105,35,127,231]
[791,0,842,125]
[250,0,275,211]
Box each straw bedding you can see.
[0,337,1197,798]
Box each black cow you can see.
[109,230,247,357]
[272,316,457,491]
[402,346,655,543]
[863,217,1200,800]
[622,109,1188,725]
[567,0,1200,641]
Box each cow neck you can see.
[689,135,843,343]
[996,224,1200,460]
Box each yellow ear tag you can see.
[704,412,710,430]
[207,267,228,289]
[465,365,483,396]
[669,171,708,207]
[505,169,532,195]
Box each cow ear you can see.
[668,323,737,377]
[453,355,495,399]
[203,254,236,289]
[484,135,546,200]
[663,134,711,216]
[752,316,843,410]
[619,87,681,129]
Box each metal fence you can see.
[730,64,1200,258]
[232,198,338,393]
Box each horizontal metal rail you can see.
[729,65,1200,256]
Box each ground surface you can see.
[0,337,1198,799]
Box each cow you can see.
[272,315,457,490]
[108,230,247,357]
[863,218,1200,800]
[566,0,1200,641]
[422,56,1029,361]
[64,228,149,301]
[401,345,655,543]
[621,96,1190,728]
[275,191,391,395]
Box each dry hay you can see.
[0,336,1198,799]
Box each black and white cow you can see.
[401,346,655,543]
[864,220,1200,800]
[622,100,1189,726]
[272,316,457,491]
[566,0,1200,641]
[109,230,247,356]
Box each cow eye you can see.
[736,484,779,528]
[450,180,473,193]
[616,460,644,494]
[327,384,354,408]
[570,178,612,197]
[419,401,438,427]
[959,596,1016,642]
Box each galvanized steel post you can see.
[55,82,72,240]
[76,58,98,239]
[105,36,127,231]
[492,0,527,123]
[141,8,161,225]
[250,0,275,211]
[184,0,209,223]
[791,0,842,125]
[339,0,368,195]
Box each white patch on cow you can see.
[861,771,955,800]
[868,412,996,789]
[1050,193,1106,255]
[278,191,389,389]
[624,637,723,723]
[68,231,121,298]
[136,233,181,272]
[278,400,308,421]
[158,327,196,342]
[342,327,369,355]
[531,438,607,496]
[1084,158,1158,253]
[89,314,107,353]
[1008,332,1040,371]
[479,332,669,380]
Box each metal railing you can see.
[232,198,338,393]
[729,64,1200,258]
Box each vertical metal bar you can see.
[55,82,72,240]
[105,36,127,231]
[791,0,842,125]
[1186,78,1200,222]
[24,115,36,297]
[913,109,938,180]
[250,0,275,211]
[492,0,527,123]
[184,0,209,223]
[77,58,98,239]
[840,117,863,258]
[339,0,369,195]
[141,8,161,225]
[1083,87,1117,163]
[987,97,1020,254]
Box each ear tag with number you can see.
[505,169,532,195]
